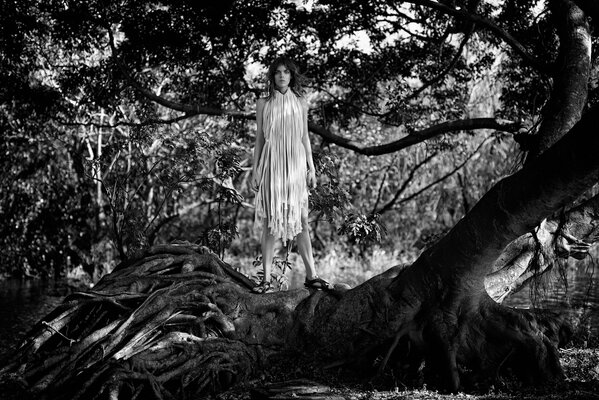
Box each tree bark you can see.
[486,0,593,302]
[298,102,599,392]
[527,0,591,159]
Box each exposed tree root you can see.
[292,263,571,394]
[0,243,310,399]
[379,293,569,392]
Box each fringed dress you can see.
[255,89,308,244]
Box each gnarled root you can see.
[468,297,565,384]
[378,294,566,392]
[0,243,306,399]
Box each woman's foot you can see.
[304,276,330,290]
[252,281,275,294]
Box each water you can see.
[504,261,599,337]
[0,279,68,359]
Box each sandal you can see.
[252,281,275,294]
[304,277,330,290]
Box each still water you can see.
[0,262,596,360]
[504,261,598,337]
[0,279,68,359]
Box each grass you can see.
[216,347,599,400]
[227,242,410,289]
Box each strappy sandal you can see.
[304,277,330,290]
[252,281,275,294]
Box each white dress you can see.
[255,89,308,244]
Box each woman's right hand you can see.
[251,169,259,191]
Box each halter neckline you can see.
[274,89,292,97]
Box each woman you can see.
[251,56,329,293]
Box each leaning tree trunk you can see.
[2,103,599,399]
[487,0,593,301]
[294,102,599,392]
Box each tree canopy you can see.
[4,0,586,278]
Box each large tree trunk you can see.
[2,102,599,399]
[489,0,593,300]
[527,0,590,160]
[302,101,599,392]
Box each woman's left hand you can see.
[307,168,316,189]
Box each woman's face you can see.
[273,64,291,92]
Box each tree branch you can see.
[404,0,551,73]
[54,114,196,128]
[125,77,254,120]
[379,137,493,214]
[318,25,472,121]
[377,151,438,214]
[106,28,253,122]
[526,0,591,160]
[406,26,474,101]
[371,155,400,213]
[104,29,519,157]
[572,0,599,30]
[313,118,518,156]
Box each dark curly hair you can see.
[266,56,306,100]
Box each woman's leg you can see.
[297,207,317,280]
[261,218,275,283]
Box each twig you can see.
[376,151,438,214]
[42,321,78,346]
[379,136,494,213]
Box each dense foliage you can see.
[0,0,593,280]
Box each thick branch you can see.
[91,64,521,156]
[104,28,521,157]
[126,78,254,120]
[313,118,517,156]
[527,0,591,159]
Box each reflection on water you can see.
[0,279,67,359]
[504,261,598,336]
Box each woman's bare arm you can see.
[252,98,266,190]
[300,97,316,189]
